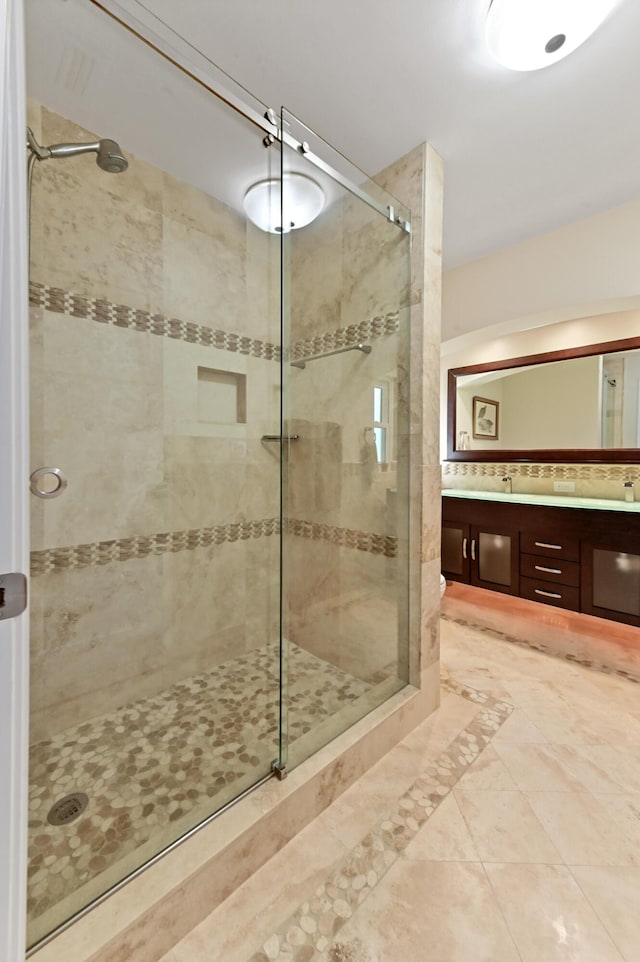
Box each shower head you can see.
[96,139,128,173]
[27,127,128,174]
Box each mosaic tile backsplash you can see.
[442,460,640,501]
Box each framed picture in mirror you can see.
[473,396,499,439]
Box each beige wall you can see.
[442,194,640,480]
[443,198,640,341]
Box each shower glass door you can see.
[26,0,282,948]
[280,109,412,770]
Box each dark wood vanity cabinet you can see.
[519,533,580,612]
[442,519,519,595]
[442,496,640,627]
[582,538,640,627]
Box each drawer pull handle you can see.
[462,538,468,560]
[534,541,563,550]
[534,565,562,574]
[534,588,562,599]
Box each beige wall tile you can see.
[30,125,163,311]
[162,215,246,329]
[289,202,344,341]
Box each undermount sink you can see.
[441,488,640,513]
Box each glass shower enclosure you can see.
[25,0,412,950]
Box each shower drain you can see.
[47,792,89,826]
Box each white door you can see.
[0,0,29,959]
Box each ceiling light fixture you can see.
[243,172,325,233]
[486,0,619,72]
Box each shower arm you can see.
[46,141,102,159]
[27,127,103,162]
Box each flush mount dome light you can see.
[243,172,325,233]
[486,0,619,71]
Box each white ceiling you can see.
[27,0,640,269]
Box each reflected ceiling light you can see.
[486,0,619,71]
[243,172,324,233]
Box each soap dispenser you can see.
[624,479,635,503]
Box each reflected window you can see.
[373,384,387,462]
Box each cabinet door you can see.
[442,521,470,582]
[582,543,640,627]
[470,525,519,595]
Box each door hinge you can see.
[0,573,28,621]
[271,759,288,780]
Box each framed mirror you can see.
[447,335,640,463]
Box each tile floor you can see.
[27,643,374,947]
[159,614,640,962]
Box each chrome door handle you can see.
[0,573,28,620]
[471,539,476,561]
[462,537,468,560]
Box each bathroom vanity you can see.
[442,490,640,627]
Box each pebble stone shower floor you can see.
[27,642,372,944]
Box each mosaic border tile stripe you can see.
[30,519,397,575]
[30,282,401,367]
[247,681,513,962]
[288,311,399,363]
[29,281,281,361]
[442,461,640,481]
[286,519,397,558]
[30,518,280,577]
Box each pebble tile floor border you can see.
[442,612,640,685]
[247,678,513,962]
[27,643,372,935]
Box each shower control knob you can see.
[29,466,68,499]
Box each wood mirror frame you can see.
[446,335,640,463]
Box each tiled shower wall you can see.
[28,99,443,745]
[286,144,443,692]
[28,101,282,740]
[285,186,406,683]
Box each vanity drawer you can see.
[520,533,580,562]
[520,576,580,611]
[520,553,580,587]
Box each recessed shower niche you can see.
[197,367,247,424]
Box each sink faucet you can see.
[502,475,512,494]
